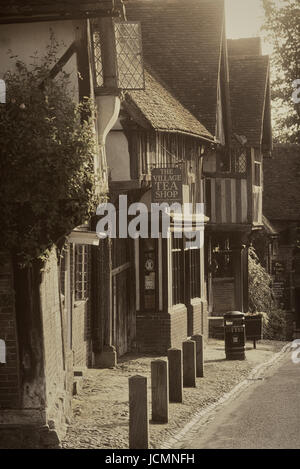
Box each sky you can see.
[225,0,273,54]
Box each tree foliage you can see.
[248,246,274,313]
[0,41,98,263]
[248,246,287,339]
[262,0,300,143]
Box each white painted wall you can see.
[106,118,131,181]
[0,20,79,97]
[203,151,217,173]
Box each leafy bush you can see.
[263,309,287,341]
[0,40,99,263]
[248,246,274,313]
[248,246,287,340]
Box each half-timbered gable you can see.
[204,38,271,229]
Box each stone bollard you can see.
[167,348,183,403]
[151,359,169,423]
[129,375,149,449]
[183,340,196,387]
[191,334,204,378]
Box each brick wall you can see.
[136,313,171,353]
[0,250,72,448]
[0,246,93,447]
[169,304,188,349]
[136,299,210,353]
[136,305,188,354]
[189,298,202,337]
[40,248,73,440]
[0,253,20,409]
[202,300,208,341]
[72,300,91,367]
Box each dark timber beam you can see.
[39,42,77,90]
[75,21,92,104]
[0,10,121,25]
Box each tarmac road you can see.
[180,353,300,449]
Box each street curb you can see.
[160,342,292,449]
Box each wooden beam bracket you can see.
[39,42,77,90]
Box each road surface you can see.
[179,353,300,449]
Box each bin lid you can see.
[224,311,244,318]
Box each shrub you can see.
[0,39,99,263]
[263,308,287,341]
[248,246,287,340]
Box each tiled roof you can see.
[124,68,214,140]
[264,144,300,221]
[125,0,225,137]
[228,37,262,57]
[229,55,270,147]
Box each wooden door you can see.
[112,264,131,356]
[111,238,134,357]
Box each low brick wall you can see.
[189,298,208,340]
[188,299,200,337]
[136,305,188,353]
[170,305,188,349]
[202,300,209,341]
[136,299,210,353]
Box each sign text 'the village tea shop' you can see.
[151,167,183,204]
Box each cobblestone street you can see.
[62,339,287,449]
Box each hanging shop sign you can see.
[151,167,183,204]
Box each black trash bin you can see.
[245,314,263,349]
[224,311,245,360]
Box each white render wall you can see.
[0,20,79,98]
[106,118,131,181]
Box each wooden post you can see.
[129,375,149,449]
[151,360,169,423]
[167,348,183,403]
[191,334,204,378]
[98,17,119,89]
[183,340,196,387]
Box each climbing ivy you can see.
[0,41,99,263]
